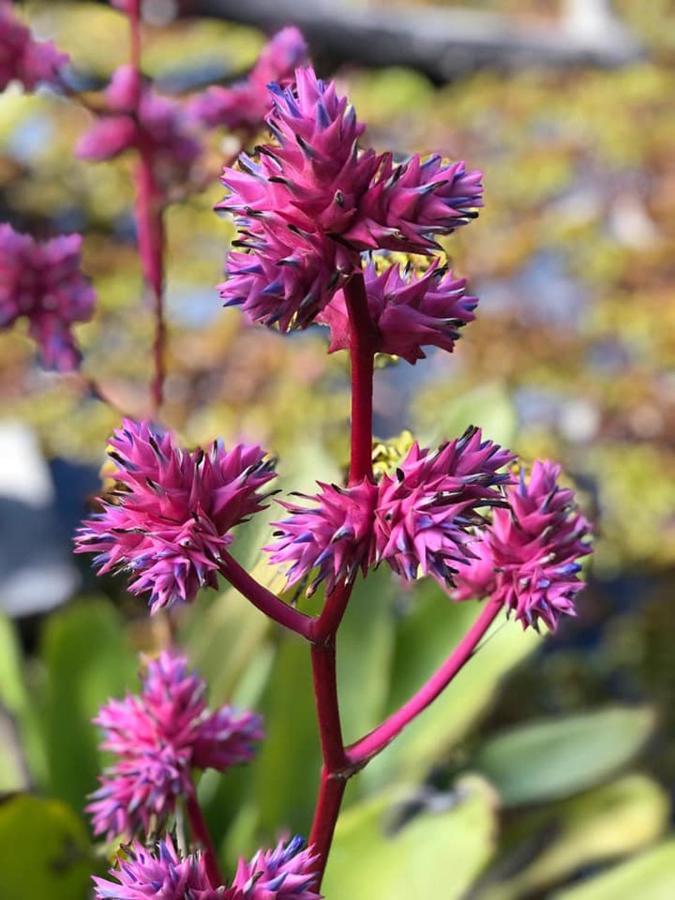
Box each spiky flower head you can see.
[77,65,200,180]
[346,152,483,254]
[88,651,263,840]
[266,479,378,596]
[453,460,592,630]
[230,836,321,899]
[93,836,219,899]
[0,1,68,91]
[267,427,513,594]
[318,260,478,363]
[374,428,515,584]
[191,27,308,131]
[0,224,95,371]
[75,419,276,612]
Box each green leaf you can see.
[474,706,656,806]
[39,598,137,812]
[414,382,517,450]
[363,580,539,791]
[0,794,97,900]
[480,774,669,899]
[553,840,675,900]
[323,775,497,899]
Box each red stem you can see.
[186,791,222,887]
[344,271,376,485]
[218,551,314,640]
[346,597,503,767]
[309,767,347,880]
[311,640,347,773]
[127,0,167,417]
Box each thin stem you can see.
[127,0,167,417]
[344,271,376,485]
[346,597,503,767]
[186,790,222,888]
[309,582,352,644]
[308,767,347,887]
[311,640,347,772]
[218,551,314,640]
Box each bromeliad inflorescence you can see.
[50,4,595,896]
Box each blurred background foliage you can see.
[0,0,674,897]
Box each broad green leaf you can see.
[0,794,96,900]
[474,706,656,806]
[39,599,137,812]
[324,775,497,899]
[363,580,539,790]
[553,840,675,900]
[0,709,27,792]
[480,774,669,899]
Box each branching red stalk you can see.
[344,271,376,486]
[346,597,503,767]
[218,551,314,639]
[186,790,223,888]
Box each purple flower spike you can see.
[231,836,322,899]
[346,152,484,254]
[87,651,264,840]
[0,1,68,92]
[319,260,478,363]
[191,27,308,131]
[374,428,515,586]
[266,479,378,596]
[0,224,95,371]
[77,64,200,179]
[454,459,592,631]
[93,836,219,899]
[75,419,276,612]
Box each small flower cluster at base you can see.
[319,260,478,364]
[453,460,592,630]
[0,1,68,92]
[93,837,219,900]
[0,224,95,371]
[267,427,514,595]
[230,836,321,899]
[75,419,276,612]
[77,65,200,182]
[191,27,308,132]
[88,651,263,840]
[217,65,482,332]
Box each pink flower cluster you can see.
[453,460,592,631]
[0,1,68,92]
[94,835,321,900]
[218,66,482,332]
[77,65,200,180]
[319,260,478,364]
[0,224,95,371]
[191,27,308,132]
[88,651,263,840]
[75,419,276,612]
[267,427,514,595]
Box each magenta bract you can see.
[0,1,68,91]
[75,419,276,611]
[87,651,263,840]
[0,224,95,371]
[453,459,592,630]
[231,836,322,899]
[319,260,478,363]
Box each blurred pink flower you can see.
[77,65,200,178]
[453,459,593,630]
[75,419,276,612]
[0,224,95,371]
[93,836,219,899]
[191,27,308,131]
[319,260,478,363]
[88,651,264,840]
[0,1,68,91]
[230,836,321,899]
